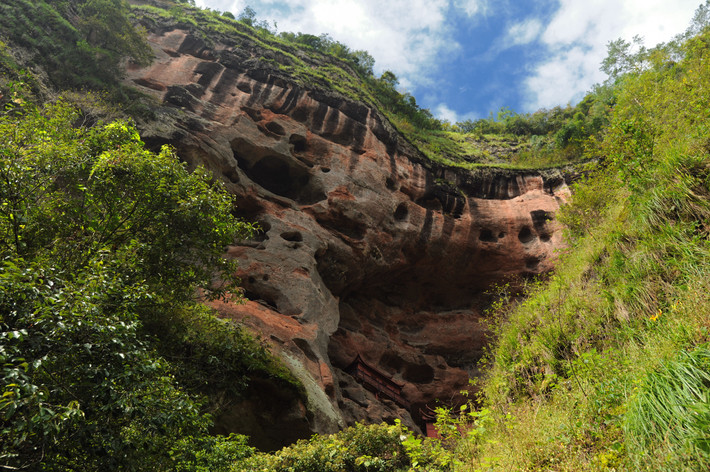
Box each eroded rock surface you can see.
[126,27,570,443]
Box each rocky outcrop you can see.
[125,26,570,444]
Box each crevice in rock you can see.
[315,212,367,241]
[293,338,319,362]
[531,209,553,229]
[385,177,398,191]
[417,185,465,218]
[403,363,435,384]
[526,257,541,269]
[241,106,263,121]
[242,288,278,311]
[224,167,240,183]
[416,194,443,212]
[253,221,271,241]
[164,85,199,112]
[289,134,307,154]
[265,121,286,136]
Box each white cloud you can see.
[434,102,480,123]
[524,0,700,110]
[196,0,246,14]
[434,103,460,122]
[504,17,543,48]
[453,0,487,17]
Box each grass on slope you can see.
[465,26,710,472]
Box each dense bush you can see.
[0,98,269,470]
[453,89,613,165]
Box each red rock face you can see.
[126,28,571,440]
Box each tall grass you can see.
[624,346,710,470]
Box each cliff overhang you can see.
[124,23,571,444]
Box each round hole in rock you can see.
[540,233,552,242]
[385,177,397,191]
[394,202,409,221]
[263,274,270,281]
[320,166,331,173]
[265,121,286,136]
[248,276,256,284]
[289,134,307,153]
[479,229,496,242]
[280,231,303,242]
[518,226,536,243]
[498,232,506,239]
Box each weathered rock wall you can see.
[126,27,570,444]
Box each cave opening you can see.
[238,154,327,205]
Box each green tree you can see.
[0,99,257,470]
[238,5,257,26]
[601,35,647,80]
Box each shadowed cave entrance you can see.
[323,256,501,432]
[240,154,327,204]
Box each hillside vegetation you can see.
[1,0,709,471]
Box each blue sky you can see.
[195,0,702,122]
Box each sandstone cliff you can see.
[125,20,570,448]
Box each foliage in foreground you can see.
[0,98,298,470]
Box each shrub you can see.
[233,423,411,472]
